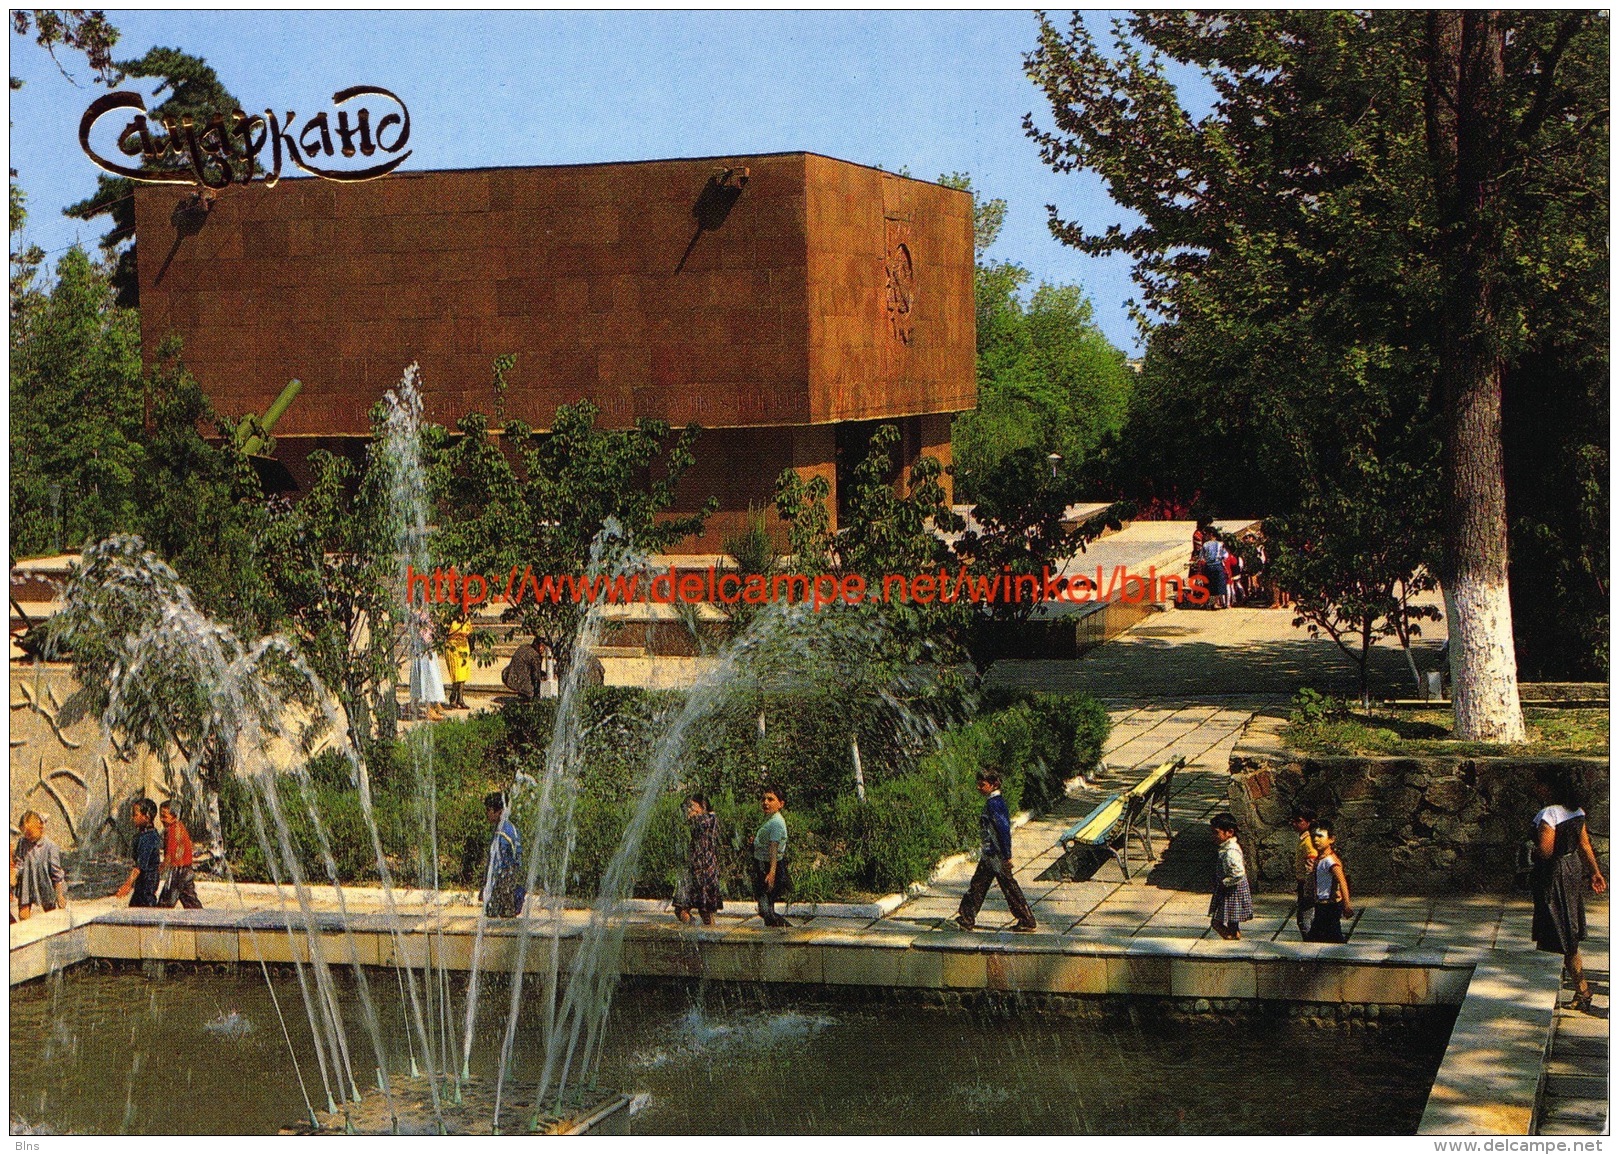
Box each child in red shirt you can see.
[158,801,203,909]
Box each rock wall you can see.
[1227,714,1609,894]
[10,664,164,849]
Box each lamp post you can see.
[1046,452,1062,479]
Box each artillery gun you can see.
[233,378,303,493]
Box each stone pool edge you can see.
[11,898,1561,1136]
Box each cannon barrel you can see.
[235,379,303,457]
[262,378,302,431]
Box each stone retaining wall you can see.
[1228,714,1609,893]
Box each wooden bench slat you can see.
[1126,756,1185,799]
[1062,794,1125,845]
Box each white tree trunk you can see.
[1448,570,1526,742]
[205,789,225,866]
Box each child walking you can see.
[1209,812,1252,939]
[157,800,204,909]
[11,810,66,920]
[752,787,791,927]
[1304,820,1354,942]
[674,794,723,926]
[955,767,1037,933]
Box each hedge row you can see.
[221,686,1108,902]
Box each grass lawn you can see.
[1285,707,1609,757]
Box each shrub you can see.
[216,685,1108,903]
[1289,686,1342,726]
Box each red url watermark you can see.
[408,564,1213,614]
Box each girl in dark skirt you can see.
[1531,769,1606,1011]
[1209,813,1253,939]
[674,795,723,926]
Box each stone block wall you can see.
[1227,714,1609,894]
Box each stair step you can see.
[1538,1101,1609,1134]
[1548,1036,1608,1061]
[1544,1073,1609,1099]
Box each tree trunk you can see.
[204,788,225,867]
[1424,10,1526,742]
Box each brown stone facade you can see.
[133,153,974,550]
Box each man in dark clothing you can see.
[501,636,549,700]
[483,791,526,919]
[114,798,163,908]
[956,768,1037,932]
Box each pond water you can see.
[11,966,1456,1135]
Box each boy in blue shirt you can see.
[956,768,1037,932]
[114,797,163,907]
[483,791,526,919]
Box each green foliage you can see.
[11,11,121,84]
[941,175,1133,501]
[954,281,1134,499]
[9,246,144,556]
[1026,10,1608,680]
[218,688,1109,902]
[428,401,716,673]
[255,412,415,756]
[1283,705,1607,758]
[717,506,780,630]
[774,422,971,672]
[1265,452,1442,702]
[132,344,282,636]
[1288,687,1343,728]
[63,47,240,305]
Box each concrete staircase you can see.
[1534,957,1610,1134]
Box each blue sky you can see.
[8,10,1194,353]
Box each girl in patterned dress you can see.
[1209,812,1253,939]
[674,795,723,926]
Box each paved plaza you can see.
[11,595,1606,1134]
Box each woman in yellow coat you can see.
[444,617,474,710]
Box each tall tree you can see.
[942,174,1133,501]
[1417,12,1598,740]
[63,47,240,306]
[429,398,715,673]
[9,245,143,555]
[1026,11,1606,736]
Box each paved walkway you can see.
[989,594,1446,701]
[13,591,1605,1134]
[1536,942,1611,1134]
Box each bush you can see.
[1289,686,1342,726]
[217,685,1108,903]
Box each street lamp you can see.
[1046,452,1062,479]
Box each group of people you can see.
[475,786,796,928]
[115,798,204,909]
[407,612,477,721]
[1209,808,1356,942]
[409,622,567,721]
[1189,524,1278,609]
[14,797,201,920]
[1207,767,1605,1003]
[671,789,795,927]
[53,752,1601,1014]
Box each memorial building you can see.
[133,152,976,550]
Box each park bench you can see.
[1057,756,1185,880]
